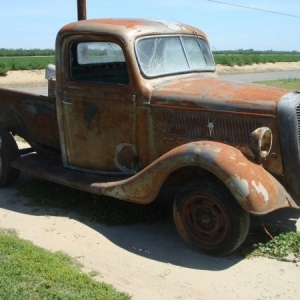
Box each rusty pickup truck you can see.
[0,18,299,255]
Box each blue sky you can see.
[1,0,299,51]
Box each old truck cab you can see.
[55,19,216,174]
[1,18,300,255]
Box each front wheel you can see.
[0,129,20,187]
[173,178,250,255]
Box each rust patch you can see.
[74,133,87,141]
[114,143,137,172]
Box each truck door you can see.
[58,40,137,175]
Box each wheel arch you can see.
[97,141,297,214]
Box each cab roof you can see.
[57,18,208,42]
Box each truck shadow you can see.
[1,174,299,271]
[85,216,242,270]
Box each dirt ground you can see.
[1,63,300,299]
[1,61,300,88]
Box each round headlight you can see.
[250,127,273,160]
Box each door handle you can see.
[62,99,73,105]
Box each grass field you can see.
[0,56,55,75]
[213,50,300,66]
[256,78,300,90]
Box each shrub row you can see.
[214,53,300,66]
[0,56,55,75]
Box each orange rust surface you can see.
[57,18,208,43]
[151,78,288,115]
[95,141,296,213]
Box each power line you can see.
[207,0,300,19]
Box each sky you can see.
[1,0,299,51]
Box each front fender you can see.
[93,141,298,214]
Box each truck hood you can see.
[150,77,288,115]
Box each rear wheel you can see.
[0,129,20,187]
[173,178,250,255]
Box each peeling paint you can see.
[150,19,183,31]
[226,176,249,202]
[252,180,270,203]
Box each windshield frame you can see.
[135,34,215,79]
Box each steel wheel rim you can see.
[181,194,229,247]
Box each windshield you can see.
[135,35,215,77]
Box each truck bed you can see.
[0,87,60,150]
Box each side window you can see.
[70,41,129,84]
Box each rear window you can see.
[70,41,129,84]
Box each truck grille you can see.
[164,112,262,144]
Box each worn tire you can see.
[0,129,20,187]
[173,178,250,255]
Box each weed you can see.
[89,270,100,277]
[240,225,300,260]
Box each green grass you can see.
[0,229,130,300]
[255,78,300,90]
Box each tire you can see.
[173,178,250,255]
[0,129,20,187]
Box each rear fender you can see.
[93,141,297,214]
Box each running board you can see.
[11,153,128,195]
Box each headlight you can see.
[249,127,273,161]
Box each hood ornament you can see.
[207,118,215,137]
